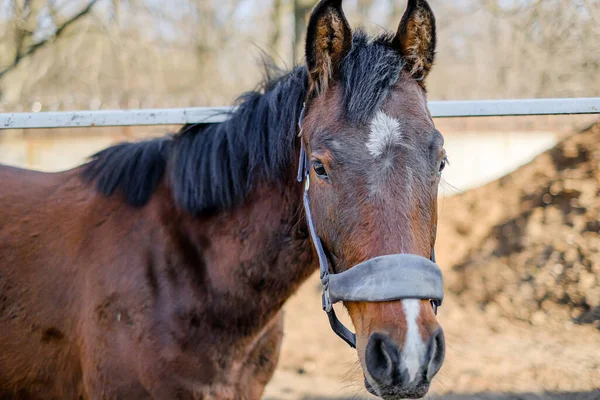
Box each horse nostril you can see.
[365,332,400,386]
[426,328,445,381]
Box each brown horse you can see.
[0,0,446,398]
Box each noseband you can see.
[297,105,444,349]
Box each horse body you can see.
[0,164,311,399]
[0,166,86,398]
[0,1,448,398]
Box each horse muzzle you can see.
[320,253,444,348]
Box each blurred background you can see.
[0,1,599,399]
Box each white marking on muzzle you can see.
[402,299,426,383]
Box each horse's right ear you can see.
[305,0,352,95]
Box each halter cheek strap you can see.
[297,105,444,349]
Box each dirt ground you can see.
[263,123,600,400]
[263,276,599,400]
[443,122,600,328]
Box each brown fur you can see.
[0,164,311,399]
[394,0,437,84]
[301,75,443,376]
[306,0,352,96]
[0,1,443,398]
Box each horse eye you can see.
[312,160,328,179]
[439,156,447,173]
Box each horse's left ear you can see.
[305,0,352,95]
[392,0,437,82]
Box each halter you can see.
[296,104,444,348]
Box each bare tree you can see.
[270,0,282,56]
[292,0,314,62]
[0,0,99,80]
[0,0,597,112]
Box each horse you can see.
[0,0,447,398]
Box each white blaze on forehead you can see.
[366,111,403,158]
[401,299,426,383]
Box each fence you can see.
[1,97,599,191]
[1,98,599,129]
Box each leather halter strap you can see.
[296,106,443,349]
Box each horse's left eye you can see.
[438,156,447,173]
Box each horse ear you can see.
[305,0,352,95]
[392,0,436,82]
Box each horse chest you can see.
[137,309,284,400]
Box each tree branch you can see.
[0,0,99,80]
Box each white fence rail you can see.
[0,98,599,130]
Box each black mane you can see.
[82,32,404,215]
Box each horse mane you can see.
[82,32,403,215]
[82,62,308,215]
[81,137,171,208]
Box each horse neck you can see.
[170,175,315,337]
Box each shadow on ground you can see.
[300,390,600,400]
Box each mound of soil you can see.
[438,121,600,328]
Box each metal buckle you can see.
[322,287,332,313]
